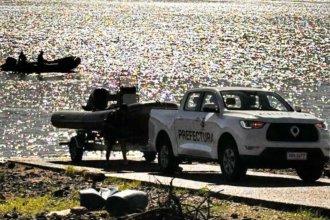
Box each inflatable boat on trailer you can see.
[51,86,178,163]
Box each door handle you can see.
[200,117,206,128]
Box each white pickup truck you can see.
[148,87,330,182]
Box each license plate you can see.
[287,152,307,160]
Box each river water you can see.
[0,0,329,158]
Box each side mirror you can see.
[202,104,219,113]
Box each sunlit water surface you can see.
[0,0,329,158]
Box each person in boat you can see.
[37,50,46,66]
[18,51,27,65]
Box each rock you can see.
[84,172,106,182]
[71,206,88,215]
[47,209,71,217]
[24,166,34,171]
[99,211,109,218]
[35,212,47,220]
[11,212,19,219]
[0,193,6,201]
[6,162,15,169]
[52,188,69,197]
[3,213,12,219]
[324,169,330,178]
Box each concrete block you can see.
[80,187,118,210]
[106,190,148,216]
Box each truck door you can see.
[174,91,203,156]
[188,92,219,158]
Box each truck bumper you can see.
[241,148,329,169]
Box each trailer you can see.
[51,86,178,163]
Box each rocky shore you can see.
[0,161,329,220]
[0,161,224,220]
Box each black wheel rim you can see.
[223,148,236,175]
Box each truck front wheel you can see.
[219,140,247,181]
[69,136,84,164]
[158,141,178,174]
[296,162,324,183]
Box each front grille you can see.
[266,123,318,142]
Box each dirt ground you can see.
[0,161,329,220]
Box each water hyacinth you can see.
[0,0,329,158]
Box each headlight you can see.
[240,120,265,129]
[316,121,328,130]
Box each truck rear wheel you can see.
[296,162,324,183]
[69,136,83,163]
[158,141,178,174]
[143,152,157,162]
[219,140,246,181]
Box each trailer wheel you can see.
[296,162,324,183]
[69,136,83,163]
[143,152,156,162]
[158,141,178,174]
[219,139,246,181]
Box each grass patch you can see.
[288,208,329,220]
[196,187,211,197]
[117,180,142,191]
[104,177,142,191]
[65,166,78,177]
[65,165,76,176]
[0,194,79,217]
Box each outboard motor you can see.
[82,88,110,111]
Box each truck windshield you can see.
[220,90,294,111]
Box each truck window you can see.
[221,90,293,111]
[267,94,288,111]
[201,92,218,110]
[222,94,242,109]
[184,92,201,111]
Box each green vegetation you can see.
[0,194,79,217]
[291,208,329,220]
[196,187,211,197]
[65,166,79,177]
[1,166,328,220]
[118,180,142,191]
[105,177,142,191]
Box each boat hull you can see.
[1,56,81,73]
[51,102,178,144]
